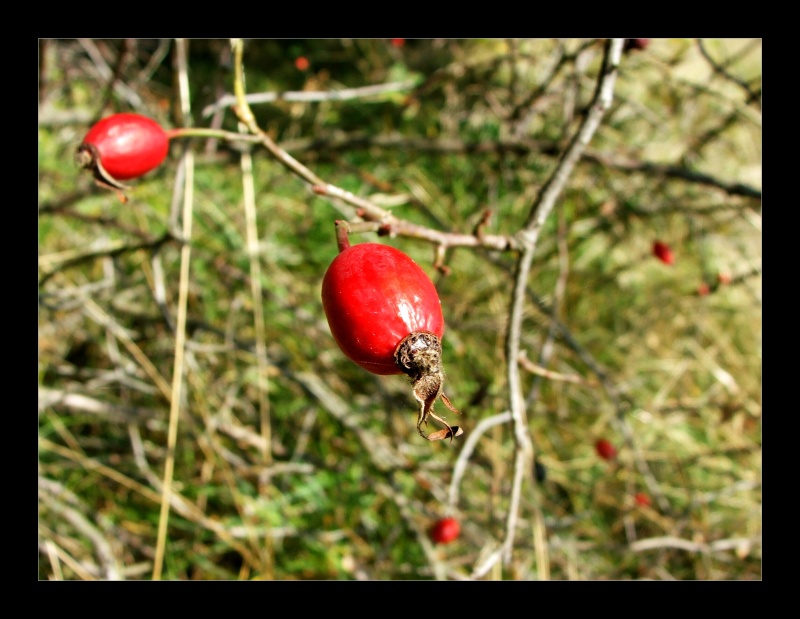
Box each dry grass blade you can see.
[152,38,194,581]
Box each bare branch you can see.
[38,387,160,421]
[630,535,761,555]
[696,39,761,104]
[77,38,144,111]
[581,150,761,200]
[500,38,624,567]
[276,133,761,200]
[518,351,599,388]
[448,411,513,512]
[39,477,124,580]
[227,39,515,255]
[202,79,419,117]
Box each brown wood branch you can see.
[38,232,174,288]
[278,134,761,200]
[518,350,599,388]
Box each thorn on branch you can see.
[474,209,494,241]
[354,208,385,224]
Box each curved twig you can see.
[499,37,624,568]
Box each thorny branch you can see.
[223,36,759,277]
[227,39,514,254]
[498,37,625,570]
[227,37,630,577]
[275,134,761,200]
[695,39,761,105]
[202,79,419,117]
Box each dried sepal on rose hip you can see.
[321,220,462,442]
[76,113,170,201]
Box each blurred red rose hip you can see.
[652,240,675,265]
[624,39,651,52]
[429,517,460,544]
[595,438,617,461]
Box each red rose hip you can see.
[595,438,617,461]
[429,517,460,544]
[624,38,651,53]
[77,113,169,184]
[321,221,462,441]
[652,240,675,265]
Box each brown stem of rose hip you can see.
[75,143,130,203]
[334,219,386,249]
[334,220,352,252]
[394,330,462,442]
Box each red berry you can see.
[624,38,651,52]
[595,438,617,461]
[321,222,461,441]
[391,38,406,48]
[295,56,310,71]
[634,492,651,507]
[77,113,169,181]
[429,517,460,544]
[322,243,444,374]
[322,242,443,375]
[652,241,675,265]
[697,282,710,296]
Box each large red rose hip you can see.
[77,113,169,184]
[321,221,462,441]
[322,242,444,376]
